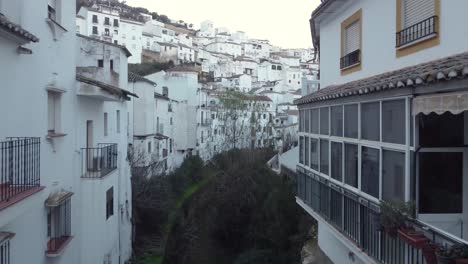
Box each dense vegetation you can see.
[128,62,174,76]
[132,149,313,264]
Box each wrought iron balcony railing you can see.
[340,49,360,69]
[81,143,118,178]
[296,166,465,264]
[396,16,437,48]
[0,137,41,203]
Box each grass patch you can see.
[140,254,163,264]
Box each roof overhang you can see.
[77,74,138,101]
[0,13,39,45]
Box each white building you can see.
[119,18,143,64]
[296,1,468,264]
[0,0,133,263]
[76,4,121,45]
[205,41,242,57]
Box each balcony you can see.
[296,167,466,264]
[81,143,118,178]
[396,16,437,48]
[0,138,43,210]
[340,49,360,69]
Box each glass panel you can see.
[419,152,462,214]
[344,144,358,188]
[331,106,343,137]
[310,138,319,171]
[311,109,319,134]
[320,139,329,175]
[304,137,309,167]
[382,150,405,202]
[361,102,380,141]
[361,147,380,198]
[331,142,343,181]
[320,107,330,135]
[299,136,304,165]
[305,109,310,133]
[344,104,358,138]
[382,100,406,144]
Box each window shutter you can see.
[344,21,360,55]
[403,0,435,28]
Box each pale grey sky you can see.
[126,0,321,49]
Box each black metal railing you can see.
[47,198,72,254]
[340,49,360,69]
[81,143,118,178]
[396,16,437,48]
[0,137,41,202]
[296,166,464,264]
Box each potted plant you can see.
[436,244,468,264]
[379,200,415,237]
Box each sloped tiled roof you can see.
[77,74,138,100]
[295,51,468,105]
[0,13,39,43]
[128,72,157,86]
[251,95,272,102]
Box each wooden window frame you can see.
[340,9,362,76]
[396,0,440,57]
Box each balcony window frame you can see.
[340,9,362,75]
[396,0,440,57]
[297,96,413,204]
[46,193,73,257]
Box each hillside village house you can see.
[295,0,468,263]
[0,0,135,263]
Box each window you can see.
[310,138,319,171]
[320,139,329,175]
[0,234,12,263]
[113,19,119,27]
[104,17,110,25]
[106,187,114,219]
[299,136,304,164]
[319,107,329,135]
[46,194,72,255]
[48,92,61,134]
[272,65,277,70]
[304,137,309,167]
[331,106,343,137]
[170,139,173,153]
[104,28,110,36]
[361,147,380,198]
[170,117,173,125]
[344,104,358,138]
[311,109,319,134]
[116,110,120,133]
[419,112,464,147]
[331,142,343,181]
[98,59,104,68]
[382,150,405,202]
[162,87,168,97]
[344,144,358,188]
[92,14,98,24]
[361,102,380,141]
[340,10,362,71]
[396,0,438,54]
[277,66,282,70]
[48,0,57,20]
[419,152,462,214]
[104,112,108,136]
[201,131,204,144]
[92,26,98,35]
[382,100,405,144]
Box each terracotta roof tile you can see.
[295,51,468,105]
[0,13,39,43]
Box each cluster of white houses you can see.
[295,0,468,263]
[0,0,315,263]
[75,2,320,153]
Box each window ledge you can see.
[47,132,67,138]
[46,236,73,257]
[396,33,438,50]
[341,62,361,71]
[46,18,67,40]
[46,85,66,93]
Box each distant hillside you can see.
[76,0,193,29]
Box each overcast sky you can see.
[126,0,321,49]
